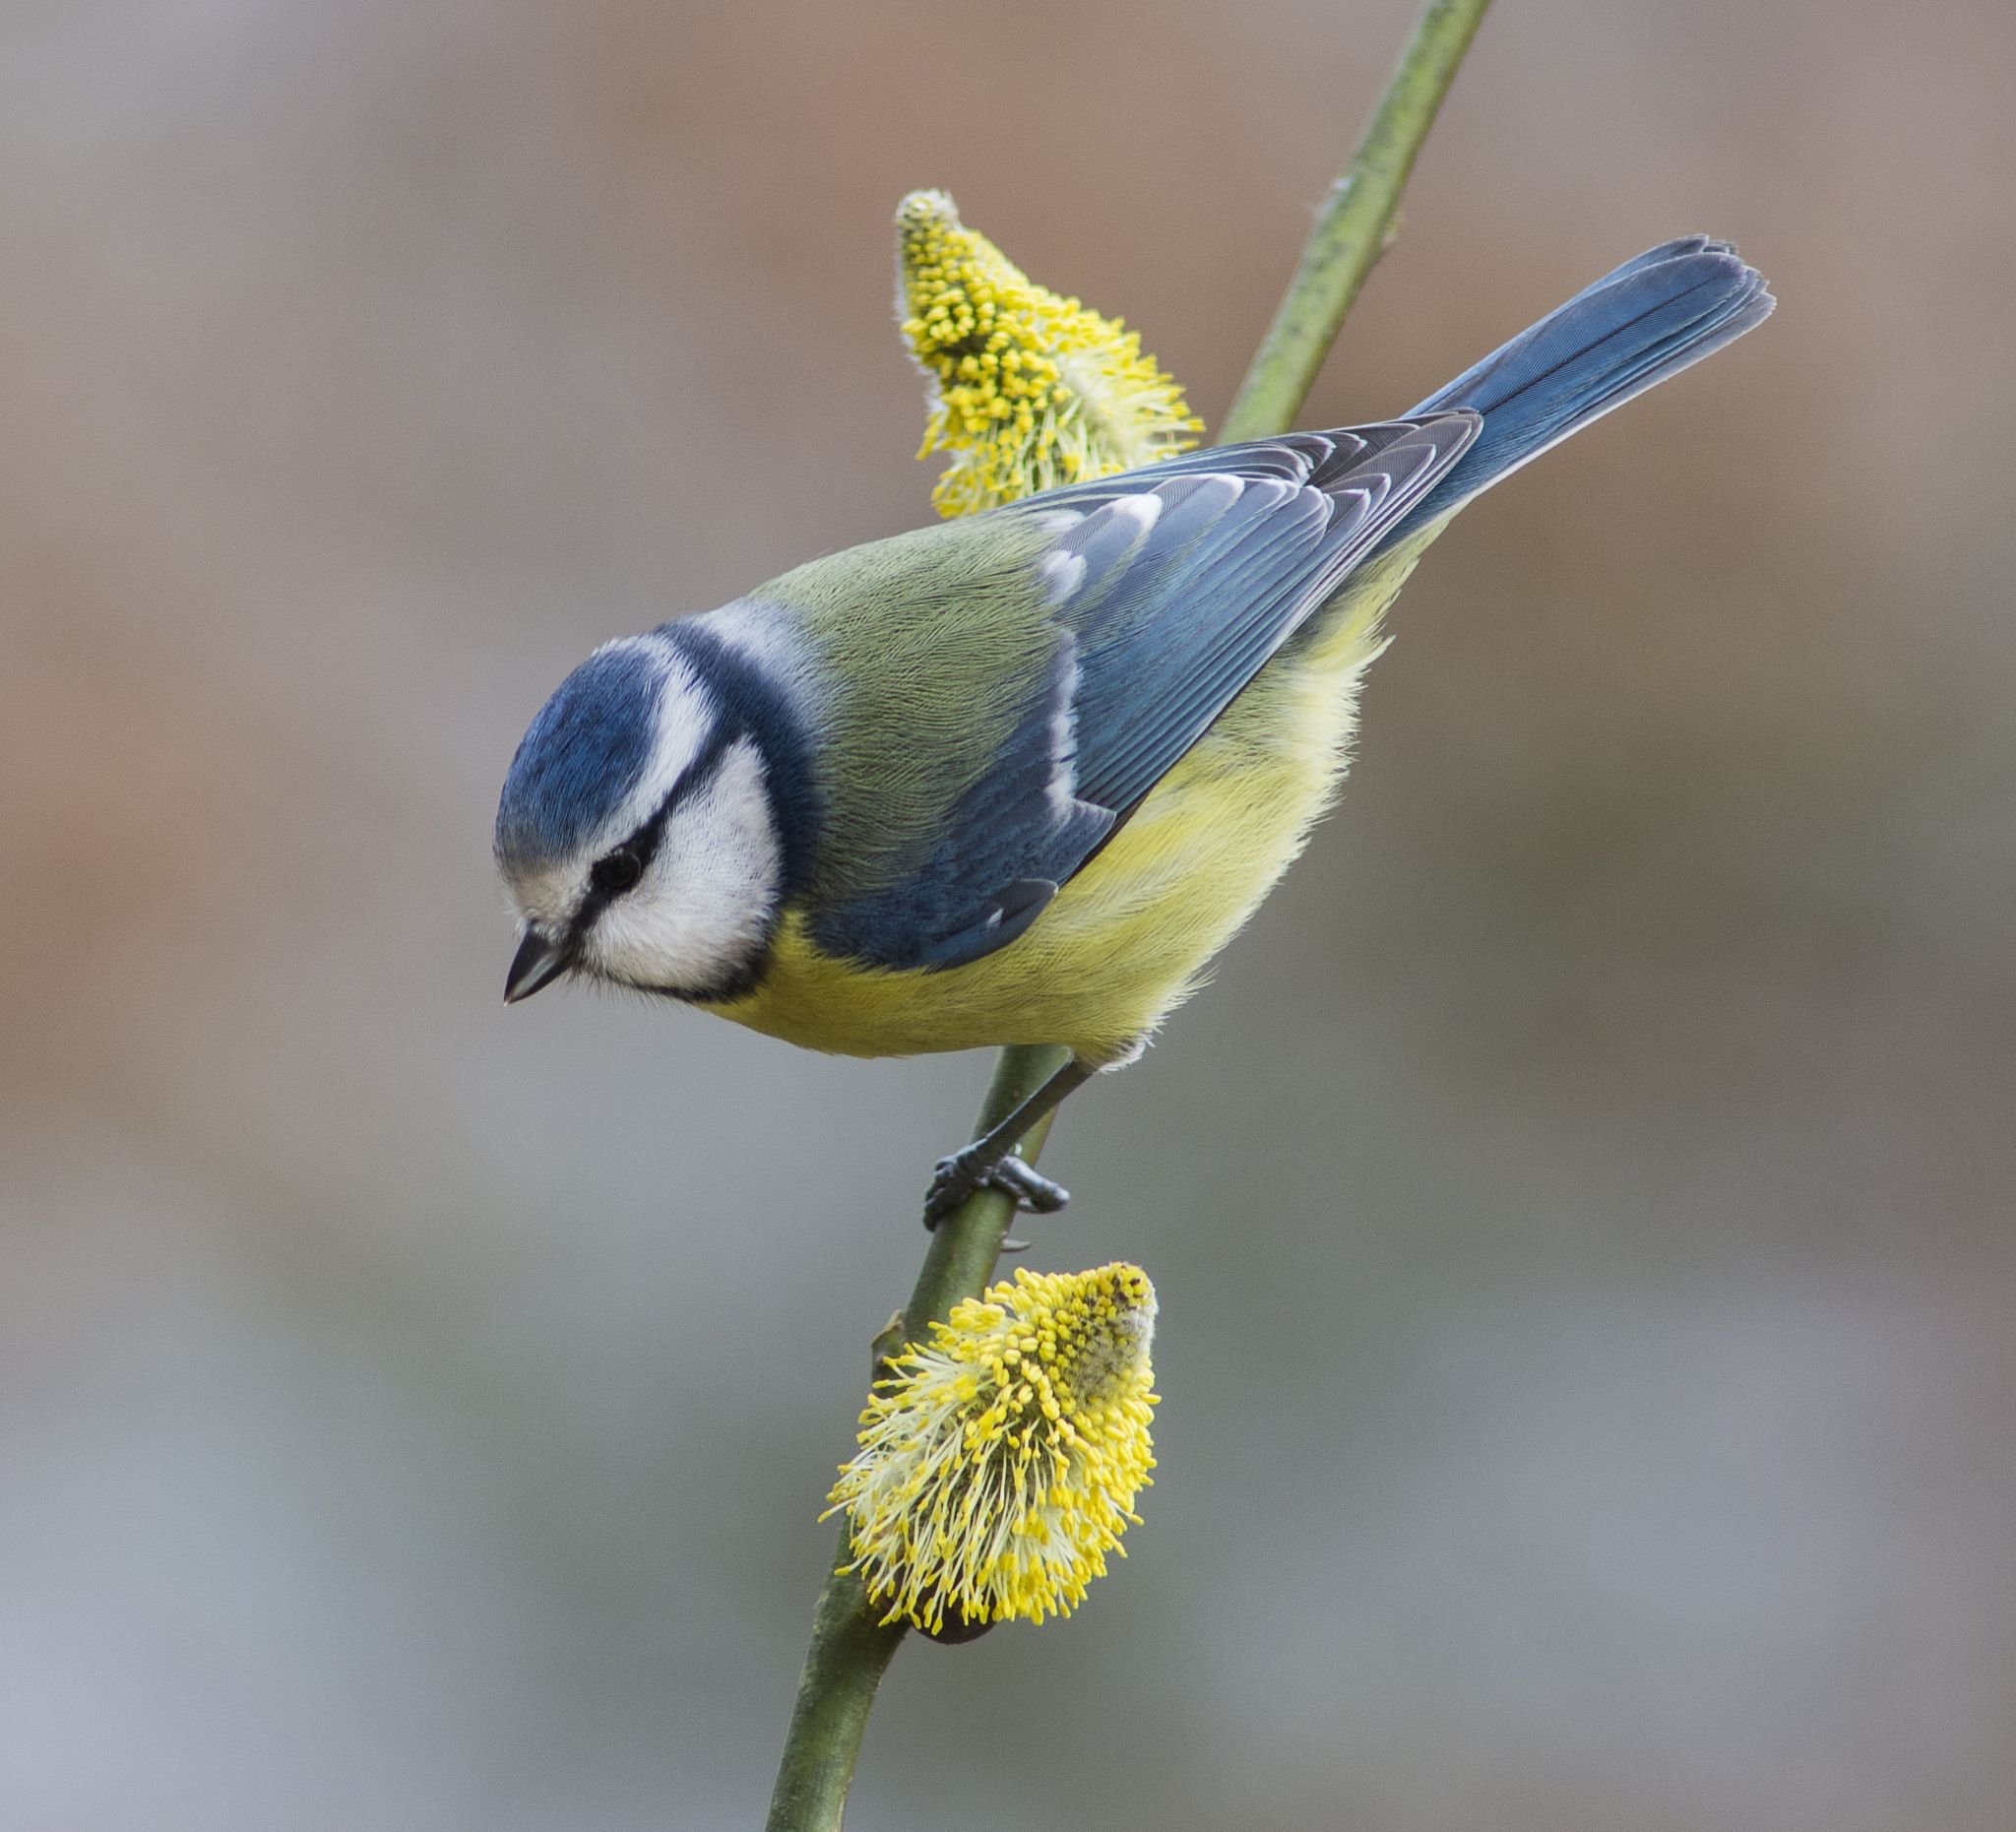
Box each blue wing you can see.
[809,413,1478,971]
[1040,417,1476,816]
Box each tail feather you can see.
[1395,239,1773,530]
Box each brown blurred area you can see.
[3,1,2012,1827]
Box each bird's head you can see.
[494,622,808,1006]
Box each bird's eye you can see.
[591,849,645,895]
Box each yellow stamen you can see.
[896,191,1201,517]
[825,1263,1160,1633]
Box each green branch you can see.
[1220,0,1494,446]
[764,1045,1065,1832]
[765,3,1490,1822]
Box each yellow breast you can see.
[709,540,1430,1064]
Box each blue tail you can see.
[1395,237,1773,532]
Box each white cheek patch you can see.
[585,737,783,993]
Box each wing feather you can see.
[808,412,1478,971]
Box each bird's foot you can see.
[922,1148,1070,1230]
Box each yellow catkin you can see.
[896,191,1201,517]
[825,1264,1160,1633]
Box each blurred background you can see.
[3,1,2012,1827]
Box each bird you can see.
[495,238,1772,1226]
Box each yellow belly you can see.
[709,539,1430,1063]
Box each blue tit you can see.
[496,239,1772,1223]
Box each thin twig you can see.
[765,2,1491,1820]
[1219,0,1494,446]
[764,1046,1065,1831]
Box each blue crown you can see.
[495,643,664,872]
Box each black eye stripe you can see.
[590,850,644,894]
[662,621,818,906]
[570,721,739,935]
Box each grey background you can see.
[3,1,2012,1827]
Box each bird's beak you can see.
[504,929,575,1003]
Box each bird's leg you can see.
[922,1058,1097,1230]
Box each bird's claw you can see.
[922,1149,1070,1230]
